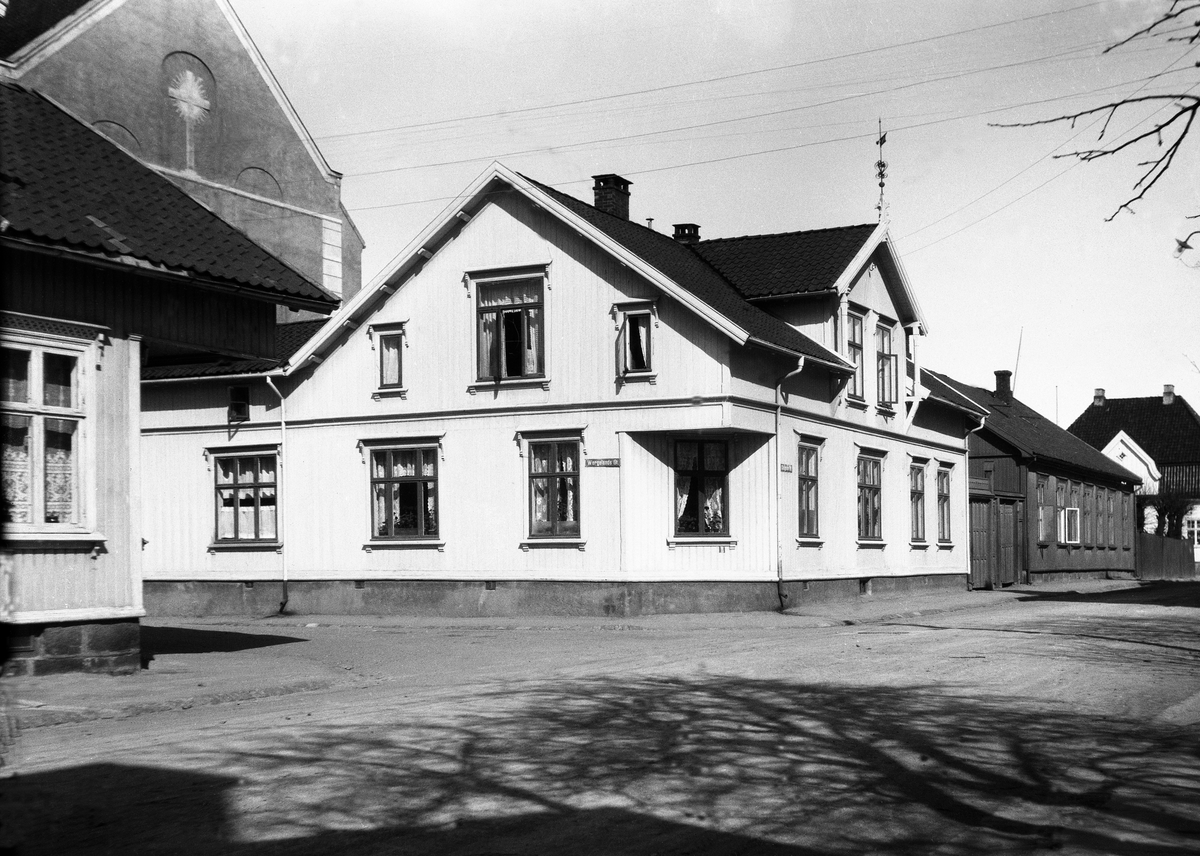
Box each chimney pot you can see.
[994,370,1012,403]
[592,174,631,221]
[1093,388,1105,407]
[1164,384,1176,405]
[673,223,700,244]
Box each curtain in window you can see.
[675,474,697,532]
[525,307,541,375]
[703,478,723,533]
[43,354,75,408]
[628,316,648,370]
[480,278,540,307]
[372,483,388,537]
[477,312,497,378]
[259,487,277,539]
[43,418,76,524]
[1,414,32,523]
[1,349,29,403]
[424,482,438,536]
[380,336,401,386]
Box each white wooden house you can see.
[140,163,985,617]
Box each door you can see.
[969,498,996,589]
[997,500,1018,586]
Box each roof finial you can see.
[875,118,888,221]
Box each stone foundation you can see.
[2,619,141,676]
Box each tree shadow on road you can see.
[5,678,1199,855]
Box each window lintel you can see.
[357,435,445,464]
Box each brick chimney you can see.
[1164,383,1176,405]
[1093,388,1105,407]
[994,370,1013,404]
[673,223,700,244]
[592,174,631,221]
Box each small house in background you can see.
[933,370,1140,588]
[1068,386,1200,563]
[0,82,337,674]
[139,162,986,618]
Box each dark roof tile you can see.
[141,319,327,380]
[1067,395,1200,464]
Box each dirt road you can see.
[3,583,1199,854]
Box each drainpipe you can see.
[265,375,288,614]
[966,414,987,588]
[774,358,806,611]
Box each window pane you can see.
[237,457,255,484]
[530,443,551,474]
[676,441,698,471]
[393,481,419,536]
[557,475,579,535]
[557,442,577,473]
[237,488,255,538]
[531,477,552,534]
[502,309,524,377]
[423,481,438,537]
[627,315,649,371]
[217,488,236,539]
[1,348,30,404]
[421,449,437,478]
[703,477,724,533]
[216,458,235,485]
[259,456,276,484]
[373,483,389,537]
[703,442,726,472]
[43,353,76,408]
[675,474,699,533]
[480,278,540,307]
[380,335,402,386]
[525,307,541,375]
[44,418,77,524]
[393,450,417,478]
[477,312,497,379]
[1,414,32,523]
[259,487,277,540]
[372,451,388,480]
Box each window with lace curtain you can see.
[370,447,438,540]
[477,275,544,381]
[675,440,729,537]
[214,454,277,542]
[529,440,579,537]
[2,341,87,529]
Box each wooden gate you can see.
[969,498,995,588]
[970,497,1022,588]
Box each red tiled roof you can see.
[694,224,877,299]
[0,82,336,308]
[522,176,850,367]
[1067,395,1200,465]
[141,319,328,380]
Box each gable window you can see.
[477,275,544,381]
[910,463,926,542]
[379,333,403,388]
[371,447,438,539]
[876,325,897,407]
[228,385,250,422]
[622,312,652,374]
[675,440,728,536]
[857,453,883,540]
[798,442,820,538]
[2,341,87,529]
[937,466,952,543]
[847,314,864,399]
[215,454,277,542]
[529,440,579,537]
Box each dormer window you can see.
[228,385,250,422]
[847,313,864,399]
[876,324,897,406]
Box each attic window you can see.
[228,385,250,422]
[612,300,658,382]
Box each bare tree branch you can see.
[1105,2,1200,53]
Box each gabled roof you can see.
[0,82,337,310]
[142,319,326,380]
[1068,395,1200,465]
[694,224,878,298]
[289,162,853,374]
[931,371,1140,485]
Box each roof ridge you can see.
[696,223,878,244]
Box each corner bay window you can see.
[797,443,819,538]
[857,454,882,540]
[910,463,925,541]
[477,276,543,381]
[371,448,438,539]
[529,441,579,537]
[675,440,728,536]
[215,455,277,542]
[2,343,84,527]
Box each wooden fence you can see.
[1137,532,1197,580]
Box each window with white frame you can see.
[214,454,277,542]
[910,462,926,542]
[379,333,403,389]
[370,447,438,540]
[857,453,883,540]
[1187,518,1200,547]
[797,441,820,538]
[876,324,897,406]
[2,337,89,529]
[675,439,729,537]
[847,314,865,399]
[620,311,652,375]
[937,466,952,543]
[529,440,580,537]
[476,274,544,381]
[1058,481,1081,544]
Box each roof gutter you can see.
[746,336,850,371]
[142,369,283,384]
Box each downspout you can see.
[774,357,806,611]
[966,413,987,588]
[265,375,288,614]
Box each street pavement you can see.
[2,579,1199,855]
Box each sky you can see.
[232,0,1200,425]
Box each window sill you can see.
[856,539,886,549]
[877,404,897,415]
[667,537,736,549]
[796,537,823,548]
[520,539,585,551]
[937,541,955,550]
[617,371,657,385]
[846,397,868,410]
[4,531,106,555]
[468,377,549,394]
[364,540,445,551]
[208,541,282,553]
[372,387,408,401]
[910,540,929,550]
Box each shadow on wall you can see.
[4,677,1199,854]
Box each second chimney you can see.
[994,370,1013,404]
[592,174,631,221]
[1164,384,1176,405]
[1093,388,1105,407]
[673,223,700,244]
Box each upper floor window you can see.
[847,314,864,399]
[371,447,438,539]
[798,442,820,538]
[876,325,897,406]
[529,440,579,538]
[675,440,728,536]
[215,454,277,542]
[477,276,543,381]
[621,312,652,375]
[857,453,883,540]
[910,463,926,542]
[2,340,87,528]
[379,333,403,389]
[937,466,952,542]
